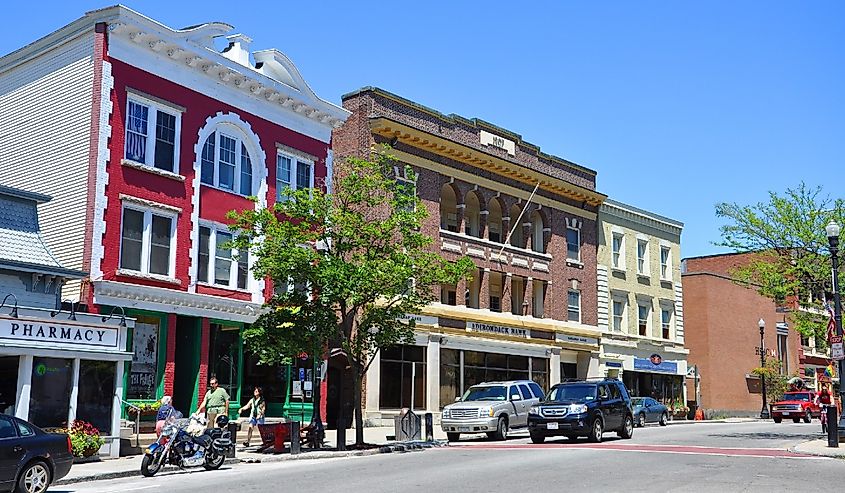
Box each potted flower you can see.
[669,398,689,419]
[67,420,105,459]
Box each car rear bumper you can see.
[527,415,590,436]
[52,455,73,482]
[441,417,499,433]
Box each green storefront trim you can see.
[113,307,169,420]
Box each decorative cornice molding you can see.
[600,200,683,237]
[93,280,263,323]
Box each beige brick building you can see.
[597,200,687,409]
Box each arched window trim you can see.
[200,122,257,196]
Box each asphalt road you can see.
[56,421,843,493]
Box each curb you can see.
[54,458,240,485]
[790,440,845,459]
[56,442,442,484]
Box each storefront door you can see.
[0,357,18,415]
[173,317,201,414]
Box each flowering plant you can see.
[126,401,161,416]
[66,420,105,457]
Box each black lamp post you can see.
[826,219,845,440]
[758,318,770,419]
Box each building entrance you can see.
[0,356,18,415]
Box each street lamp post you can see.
[758,318,770,419]
[826,219,845,440]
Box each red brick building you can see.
[0,6,349,422]
[682,253,802,416]
[334,87,607,423]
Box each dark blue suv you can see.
[527,378,634,443]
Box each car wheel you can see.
[659,412,668,426]
[447,432,460,442]
[792,418,801,423]
[638,413,646,428]
[588,418,603,443]
[529,432,545,444]
[618,414,634,439]
[16,460,51,493]
[804,410,812,424]
[773,417,782,423]
[491,417,508,441]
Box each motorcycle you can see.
[141,413,233,477]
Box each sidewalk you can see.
[56,425,444,485]
[792,438,845,458]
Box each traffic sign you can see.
[831,336,844,361]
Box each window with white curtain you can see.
[125,98,180,173]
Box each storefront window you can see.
[463,350,530,388]
[29,357,72,428]
[531,358,549,392]
[0,356,19,415]
[561,362,578,380]
[77,360,116,432]
[379,345,426,409]
[209,324,241,400]
[242,353,287,407]
[623,371,684,406]
[439,349,460,409]
[127,316,160,400]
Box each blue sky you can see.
[4,1,843,258]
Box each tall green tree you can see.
[715,183,845,344]
[229,146,474,446]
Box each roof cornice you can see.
[370,117,607,207]
[601,199,683,236]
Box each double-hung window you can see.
[120,206,176,277]
[638,303,650,336]
[612,298,625,332]
[612,233,624,269]
[637,239,649,275]
[276,153,314,201]
[125,97,180,173]
[200,131,254,196]
[567,290,581,323]
[660,246,671,280]
[566,227,581,261]
[661,308,672,340]
[197,225,249,290]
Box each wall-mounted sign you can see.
[0,319,119,348]
[605,361,623,368]
[634,354,678,374]
[398,313,439,326]
[480,130,516,156]
[468,321,529,339]
[128,321,158,399]
[558,334,599,346]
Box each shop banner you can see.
[0,318,118,348]
[468,321,529,338]
[634,354,678,374]
[128,322,158,398]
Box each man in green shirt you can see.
[197,377,229,429]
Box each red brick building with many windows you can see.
[0,6,349,423]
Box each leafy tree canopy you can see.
[715,183,845,344]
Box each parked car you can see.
[770,391,820,423]
[631,397,669,427]
[527,378,634,443]
[0,414,73,493]
[441,380,544,442]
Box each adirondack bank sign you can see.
[0,318,119,348]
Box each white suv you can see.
[441,380,545,442]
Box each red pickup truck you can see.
[770,391,820,423]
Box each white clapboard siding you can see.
[0,32,95,301]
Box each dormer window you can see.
[200,131,254,196]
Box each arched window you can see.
[200,129,254,196]
[488,199,503,243]
[531,211,545,253]
[464,192,481,238]
[440,185,458,232]
[509,204,524,248]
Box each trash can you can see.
[394,409,421,441]
[226,422,238,458]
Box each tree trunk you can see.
[353,370,365,446]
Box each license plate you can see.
[547,422,559,430]
[458,427,470,432]
[782,412,791,415]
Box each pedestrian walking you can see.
[197,377,230,429]
[238,386,266,446]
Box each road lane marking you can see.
[446,443,829,460]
